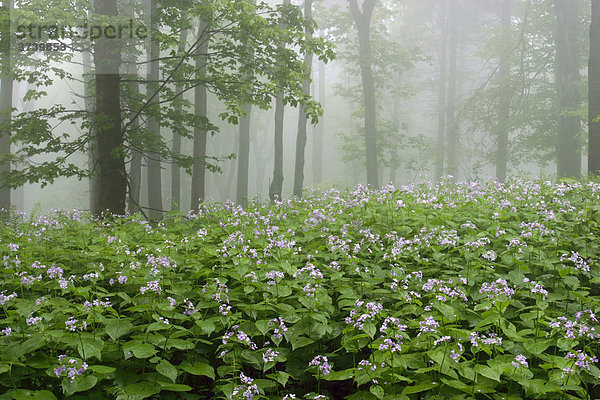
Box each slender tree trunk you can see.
[191,19,209,211]
[171,28,188,210]
[147,0,163,218]
[349,0,378,188]
[293,0,314,198]
[127,66,142,214]
[0,0,13,214]
[93,0,126,215]
[269,0,291,202]
[84,2,101,212]
[496,0,512,182]
[555,0,581,178]
[435,0,447,181]
[590,1,600,175]
[237,103,251,207]
[269,90,285,201]
[313,51,325,185]
[446,1,458,178]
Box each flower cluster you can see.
[230,373,259,400]
[422,278,468,302]
[479,278,514,299]
[308,355,332,375]
[512,354,528,368]
[54,355,88,382]
[469,332,502,347]
[345,300,384,330]
[549,310,600,340]
[565,350,598,371]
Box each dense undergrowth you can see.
[2,179,600,399]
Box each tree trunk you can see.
[236,103,251,207]
[127,66,142,214]
[269,0,291,202]
[0,0,13,215]
[190,20,209,211]
[446,0,458,178]
[496,0,512,182]
[313,51,325,185]
[590,1,600,175]
[293,0,314,198]
[147,0,163,218]
[93,0,126,215]
[349,0,378,188]
[555,0,581,178]
[171,28,188,211]
[84,1,100,212]
[435,0,447,181]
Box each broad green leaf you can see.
[157,359,178,383]
[180,361,215,379]
[105,319,133,341]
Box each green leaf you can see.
[123,341,157,359]
[88,365,116,374]
[105,319,133,341]
[474,364,501,382]
[157,359,178,383]
[475,313,500,330]
[77,339,103,361]
[363,323,376,339]
[290,336,314,350]
[266,371,291,387]
[61,375,98,396]
[124,382,160,399]
[157,382,193,392]
[180,361,215,379]
[321,368,354,381]
[369,385,384,399]
[402,381,438,395]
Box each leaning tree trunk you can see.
[0,0,13,215]
[93,0,126,215]
[191,18,209,211]
[349,0,378,188]
[590,1,600,175]
[269,0,291,202]
[446,0,458,179]
[555,0,582,178]
[146,0,163,218]
[435,0,447,181]
[293,0,314,198]
[495,0,512,182]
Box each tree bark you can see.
[313,53,325,185]
[147,0,163,219]
[93,0,126,215]
[590,1,600,176]
[293,0,314,198]
[435,0,447,181]
[0,0,13,214]
[495,0,512,182]
[191,18,209,211]
[446,0,458,179]
[84,1,100,212]
[555,0,582,178]
[236,103,251,207]
[171,28,188,211]
[269,0,291,202]
[349,0,378,188]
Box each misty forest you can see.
[3,0,600,399]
